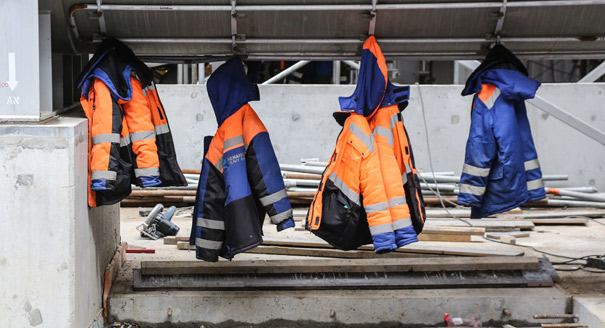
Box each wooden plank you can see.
[141,256,540,276]
[500,236,517,245]
[425,220,535,231]
[528,218,588,225]
[418,234,471,242]
[260,238,524,257]
[486,231,531,239]
[246,246,425,259]
[513,210,605,218]
[421,226,485,236]
[164,236,189,245]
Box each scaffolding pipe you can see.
[262,60,310,84]
[546,199,605,208]
[546,187,605,202]
[578,60,605,82]
[343,60,360,70]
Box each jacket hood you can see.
[339,36,409,118]
[462,44,534,98]
[207,57,260,126]
[77,38,154,100]
[480,69,541,101]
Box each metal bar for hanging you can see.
[262,61,311,85]
[230,0,238,54]
[95,0,107,35]
[493,0,508,41]
[368,0,378,36]
[578,61,605,82]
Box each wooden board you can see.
[486,231,531,239]
[425,220,535,231]
[418,234,471,242]
[164,236,189,245]
[141,256,540,276]
[513,210,605,218]
[421,226,486,236]
[260,238,524,257]
[246,246,429,259]
[528,218,588,225]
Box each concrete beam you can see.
[109,287,568,326]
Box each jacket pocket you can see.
[314,179,367,250]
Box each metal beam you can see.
[262,61,310,85]
[578,61,605,82]
[458,60,605,145]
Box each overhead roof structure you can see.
[43,0,605,60]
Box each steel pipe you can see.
[284,179,320,188]
[546,199,605,208]
[262,61,310,85]
[280,164,325,175]
[546,187,605,202]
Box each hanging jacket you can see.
[458,45,546,219]
[307,36,422,252]
[78,38,187,207]
[306,112,395,253]
[338,36,422,244]
[191,57,294,262]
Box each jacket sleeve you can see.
[191,136,227,262]
[353,120,397,254]
[457,95,498,207]
[246,131,294,231]
[121,77,161,188]
[88,79,125,192]
[372,116,417,248]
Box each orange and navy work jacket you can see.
[78,39,186,207]
[306,113,398,253]
[191,58,294,262]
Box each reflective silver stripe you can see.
[388,196,407,207]
[197,218,225,230]
[372,126,394,147]
[348,122,375,152]
[525,159,540,171]
[135,167,160,177]
[328,172,360,205]
[369,222,394,235]
[260,189,288,207]
[224,135,244,150]
[215,156,223,171]
[460,183,486,196]
[155,124,170,135]
[130,130,156,142]
[92,133,120,145]
[405,164,412,174]
[483,87,501,109]
[145,83,156,91]
[364,201,388,214]
[91,170,117,181]
[462,163,490,177]
[120,135,131,147]
[389,112,400,130]
[527,179,544,191]
[270,209,293,225]
[392,217,413,230]
[402,173,408,185]
[196,238,223,250]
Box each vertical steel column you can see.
[333,61,341,84]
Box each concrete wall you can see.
[0,117,120,328]
[158,83,605,191]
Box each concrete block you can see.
[575,297,605,328]
[109,287,568,326]
[0,117,120,328]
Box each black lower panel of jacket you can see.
[223,196,264,259]
[405,174,426,234]
[312,179,372,250]
[96,142,133,206]
[156,133,188,187]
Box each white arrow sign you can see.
[7,52,18,92]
